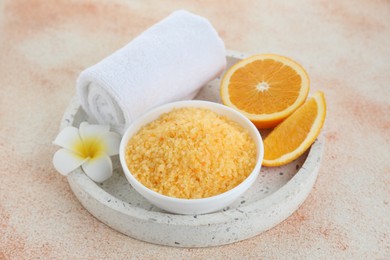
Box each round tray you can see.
[61,51,324,247]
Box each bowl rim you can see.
[119,99,264,204]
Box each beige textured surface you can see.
[1,0,389,258]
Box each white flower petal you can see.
[53,127,82,153]
[102,132,121,156]
[81,154,112,183]
[53,149,88,176]
[79,122,110,141]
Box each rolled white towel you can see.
[77,10,226,134]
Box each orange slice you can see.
[262,91,326,167]
[220,54,310,128]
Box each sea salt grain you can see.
[125,107,257,199]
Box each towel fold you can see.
[77,10,226,134]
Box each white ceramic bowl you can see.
[119,100,264,215]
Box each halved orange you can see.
[220,54,310,128]
[262,91,326,167]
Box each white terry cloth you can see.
[77,10,226,134]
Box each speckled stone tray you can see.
[61,51,324,247]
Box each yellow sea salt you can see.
[125,107,257,199]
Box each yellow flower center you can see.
[74,137,105,159]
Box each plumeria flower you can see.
[53,122,121,183]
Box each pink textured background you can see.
[1,0,389,258]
